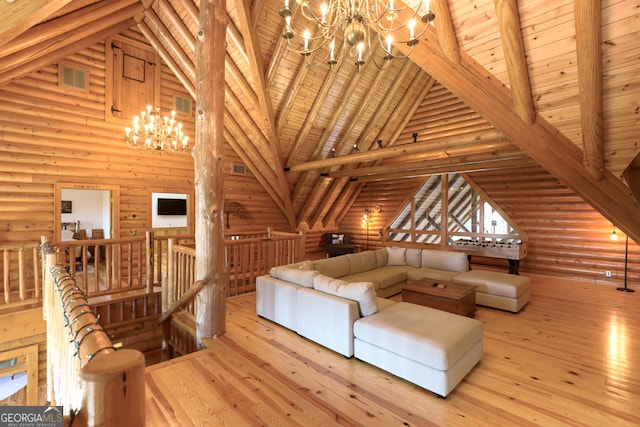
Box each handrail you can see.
[158,279,207,324]
[43,247,145,425]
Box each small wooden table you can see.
[402,280,476,317]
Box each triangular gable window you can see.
[388,173,522,245]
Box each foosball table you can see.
[451,239,527,274]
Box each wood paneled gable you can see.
[0,0,638,285]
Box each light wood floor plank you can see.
[145,272,640,426]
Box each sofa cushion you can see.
[453,270,530,298]
[313,256,351,278]
[405,249,422,268]
[313,274,378,316]
[387,247,407,266]
[343,265,413,291]
[421,249,469,272]
[347,251,377,275]
[406,267,460,283]
[269,266,319,288]
[354,302,482,371]
[374,248,388,268]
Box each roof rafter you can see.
[232,0,297,230]
[0,0,73,50]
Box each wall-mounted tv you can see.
[157,198,187,216]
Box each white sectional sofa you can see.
[255,246,531,396]
[256,264,483,397]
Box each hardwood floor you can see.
[145,273,640,426]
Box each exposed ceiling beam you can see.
[137,19,196,98]
[0,0,72,49]
[406,28,640,243]
[432,0,460,64]
[354,157,538,182]
[321,75,435,227]
[287,128,505,172]
[494,0,535,124]
[233,0,297,230]
[0,6,139,86]
[297,62,394,223]
[330,142,519,178]
[0,0,140,74]
[307,63,418,227]
[574,0,604,181]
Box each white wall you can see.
[152,192,188,228]
[61,188,111,238]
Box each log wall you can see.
[0,29,288,248]
[338,167,638,287]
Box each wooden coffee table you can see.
[402,279,476,317]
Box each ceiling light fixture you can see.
[279,0,435,72]
[125,105,189,154]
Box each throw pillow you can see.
[270,266,318,288]
[374,248,388,268]
[405,248,422,268]
[313,274,378,316]
[386,247,407,266]
[331,233,344,244]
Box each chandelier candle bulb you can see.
[278,0,435,70]
[125,106,190,154]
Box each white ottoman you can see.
[453,270,531,313]
[353,302,482,397]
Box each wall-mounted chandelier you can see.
[279,0,435,72]
[124,106,189,154]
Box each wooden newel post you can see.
[80,350,146,426]
[194,0,228,346]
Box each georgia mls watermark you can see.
[0,406,63,427]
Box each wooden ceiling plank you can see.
[299,65,394,224]
[290,59,378,206]
[321,76,435,226]
[407,30,640,243]
[574,0,604,180]
[0,0,73,50]
[285,69,339,167]
[494,0,535,124]
[234,0,296,230]
[306,63,418,227]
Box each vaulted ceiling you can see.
[1,0,639,240]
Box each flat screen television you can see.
[157,198,187,215]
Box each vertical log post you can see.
[194,0,228,346]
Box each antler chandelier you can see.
[279,0,435,71]
[124,106,189,154]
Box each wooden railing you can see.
[42,248,145,425]
[160,230,304,358]
[54,236,148,296]
[0,242,41,310]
